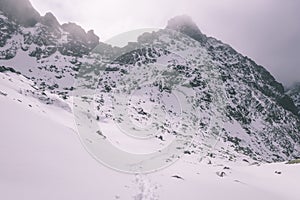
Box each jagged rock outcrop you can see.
[61,22,100,53]
[0,0,100,57]
[41,12,61,30]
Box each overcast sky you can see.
[30,0,300,87]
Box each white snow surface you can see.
[1,72,300,200]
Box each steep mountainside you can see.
[287,83,300,115]
[78,16,300,163]
[0,2,300,165]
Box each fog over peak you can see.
[166,15,201,33]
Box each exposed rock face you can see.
[41,12,61,30]
[62,22,100,49]
[87,30,100,46]
[287,83,300,115]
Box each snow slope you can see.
[1,71,300,200]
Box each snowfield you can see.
[1,71,300,200]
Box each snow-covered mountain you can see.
[1,1,300,199]
[77,15,300,164]
[1,1,300,163]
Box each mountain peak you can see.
[167,15,201,33]
[41,12,60,29]
[166,15,206,43]
[62,22,99,48]
[0,0,100,48]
